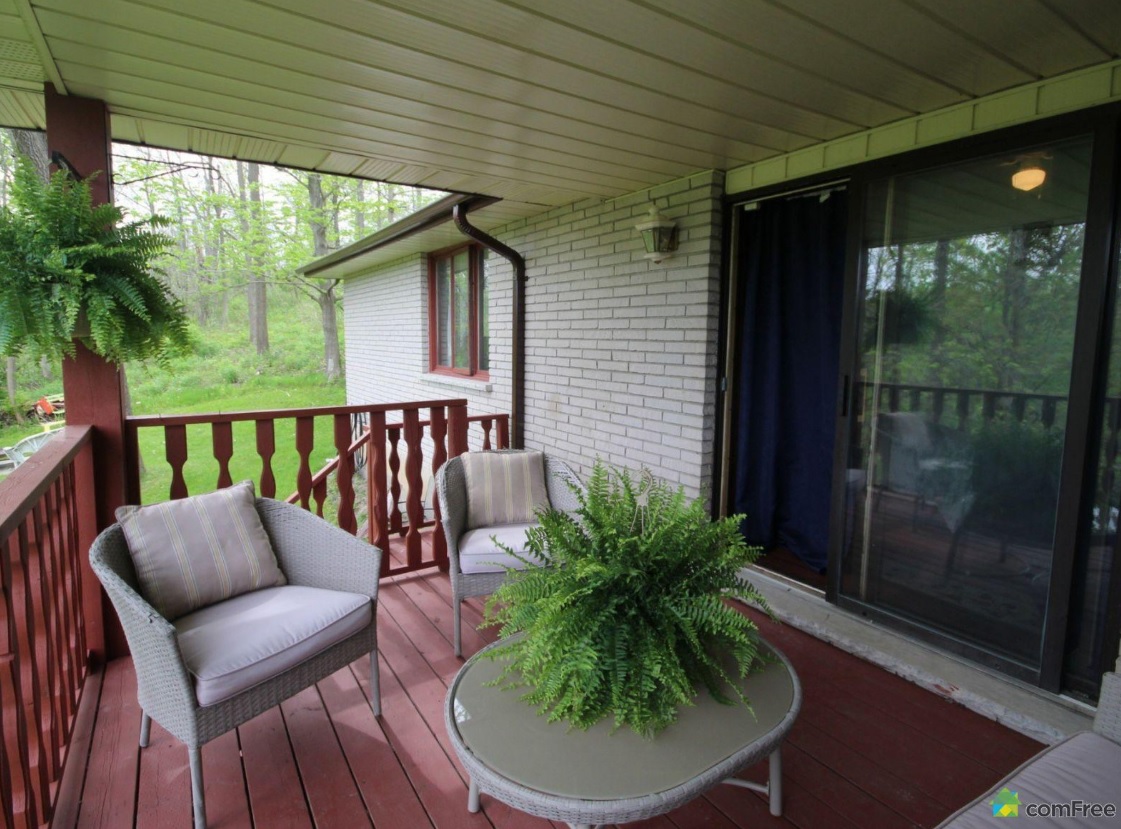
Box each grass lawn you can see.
[2,301,350,504]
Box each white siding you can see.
[344,170,724,501]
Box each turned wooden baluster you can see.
[495,415,510,450]
[334,413,357,535]
[256,420,277,498]
[402,409,424,570]
[480,418,493,450]
[388,427,403,535]
[165,424,189,499]
[956,392,970,431]
[1043,398,1057,429]
[312,477,327,518]
[982,391,996,422]
[366,411,390,574]
[212,421,234,490]
[295,417,314,511]
[430,406,449,570]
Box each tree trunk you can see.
[318,282,342,383]
[7,356,17,404]
[238,162,270,355]
[308,174,342,381]
[11,129,49,181]
[354,180,366,236]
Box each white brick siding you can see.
[344,170,724,502]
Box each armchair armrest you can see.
[255,498,382,601]
[88,526,198,737]
[545,456,584,513]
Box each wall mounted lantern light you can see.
[635,202,678,263]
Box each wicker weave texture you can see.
[445,638,802,825]
[89,497,382,748]
[435,450,583,655]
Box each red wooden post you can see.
[448,402,469,457]
[47,86,127,658]
[496,415,510,449]
[72,438,104,662]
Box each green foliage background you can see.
[484,463,768,737]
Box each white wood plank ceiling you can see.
[1,0,1120,225]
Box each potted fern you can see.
[484,462,770,737]
[0,154,191,365]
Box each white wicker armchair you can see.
[89,497,382,829]
[436,450,582,657]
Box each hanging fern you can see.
[0,154,192,364]
[484,462,769,738]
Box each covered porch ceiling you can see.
[2,0,1121,232]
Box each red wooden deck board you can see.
[75,658,141,829]
[134,719,192,829]
[65,567,1047,829]
[238,706,312,829]
[314,665,434,829]
[281,685,373,828]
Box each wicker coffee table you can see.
[444,638,801,829]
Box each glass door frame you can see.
[824,105,1121,692]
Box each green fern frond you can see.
[0,153,193,363]
[483,460,768,738]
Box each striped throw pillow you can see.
[463,451,550,530]
[116,481,286,620]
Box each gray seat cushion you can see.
[459,522,539,574]
[937,731,1121,827]
[174,585,372,706]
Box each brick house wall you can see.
[343,170,725,501]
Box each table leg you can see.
[768,746,782,817]
[720,745,784,817]
[468,778,480,813]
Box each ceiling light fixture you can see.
[1012,162,1046,192]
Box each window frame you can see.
[427,242,489,380]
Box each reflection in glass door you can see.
[838,137,1093,673]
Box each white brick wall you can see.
[344,170,724,501]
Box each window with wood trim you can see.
[428,244,489,377]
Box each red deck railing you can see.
[0,426,100,829]
[124,400,510,577]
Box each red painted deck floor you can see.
[67,564,1043,829]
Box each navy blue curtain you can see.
[732,191,848,572]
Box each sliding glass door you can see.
[835,137,1094,674]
